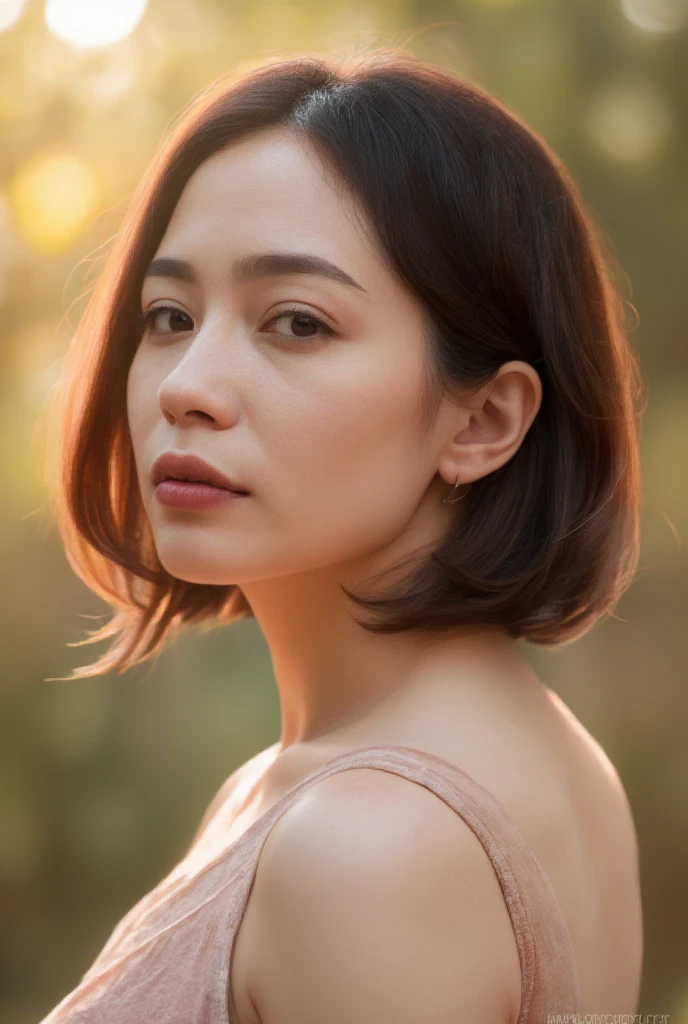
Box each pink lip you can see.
[151,452,248,494]
[154,480,248,510]
[151,452,249,510]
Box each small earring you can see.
[441,473,472,504]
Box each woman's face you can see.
[127,126,459,587]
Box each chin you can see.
[153,548,240,586]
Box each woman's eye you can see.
[265,308,335,343]
[134,305,193,335]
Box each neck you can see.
[240,567,527,752]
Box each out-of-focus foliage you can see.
[0,0,686,1020]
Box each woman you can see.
[41,47,644,1023]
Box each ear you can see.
[437,361,543,488]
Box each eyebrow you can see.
[143,252,368,294]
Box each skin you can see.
[127,126,643,1019]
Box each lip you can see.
[151,452,248,493]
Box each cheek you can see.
[269,361,424,558]
[299,349,422,479]
[126,347,157,444]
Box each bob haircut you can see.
[47,47,645,681]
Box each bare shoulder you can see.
[189,743,279,850]
[234,766,521,1024]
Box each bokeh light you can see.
[44,0,148,48]
[8,149,101,253]
[0,0,27,33]
[619,0,688,35]
[585,79,672,164]
[65,44,140,110]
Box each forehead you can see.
[156,127,381,272]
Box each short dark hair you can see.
[47,47,646,680]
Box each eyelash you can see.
[132,304,335,344]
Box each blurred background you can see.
[0,0,685,1020]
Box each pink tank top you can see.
[38,744,581,1022]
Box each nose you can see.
[157,320,241,428]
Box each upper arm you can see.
[238,768,522,1024]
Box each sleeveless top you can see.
[38,744,581,1023]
